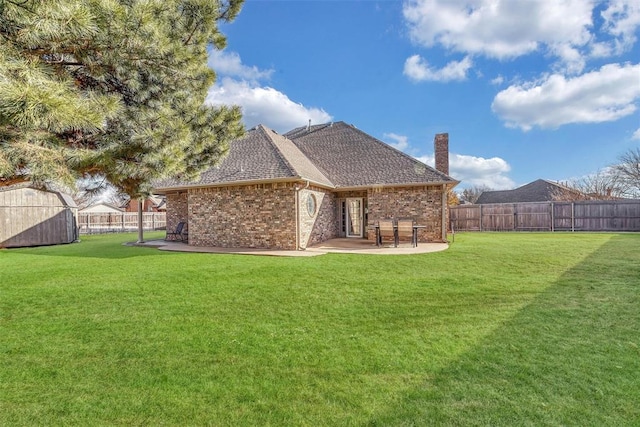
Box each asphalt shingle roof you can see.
[155,122,458,191]
[476,179,579,204]
[284,121,456,188]
[155,125,332,189]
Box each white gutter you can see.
[294,184,300,251]
[154,176,334,195]
[335,180,459,192]
[441,184,447,242]
[295,180,310,250]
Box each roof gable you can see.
[155,125,333,190]
[285,121,456,188]
[79,203,123,213]
[260,126,332,187]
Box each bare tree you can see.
[50,177,127,209]
[459,185,492,204]
[612,148,640,198]
[562,169,627,200]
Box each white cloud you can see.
[403,54,472,82]
[491,62,640,130]
[417,153,514,189]
[383,133,410,151]
[599,0,640,54]
[491,75,505,86]
[208,49,273,82]
[402,0,640,74]
[386,131,514,189]
[632,128,640,140]
[206,50,332,133]
[403,0,592,59]
[206,78,331,133]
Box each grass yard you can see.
[1,232,638,426]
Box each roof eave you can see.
[334,180,459,192]
[153,176,335,194]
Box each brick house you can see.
[120,195,166,212]
[154,121,458,250]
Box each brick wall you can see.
[367,185,445,242]
[166,192,188,232]
[165,183,446,249]
[187,183,297,249]
[299,187,338,248]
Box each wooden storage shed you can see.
[0,184,78,248]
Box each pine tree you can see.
[0,0,244,197]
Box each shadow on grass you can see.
[368,234,640,426]
[3,233,175,259]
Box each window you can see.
[307,194,317,217]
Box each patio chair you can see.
[165,221,187,242]
[397,218,416,247]
[378,219,397,247]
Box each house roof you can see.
[121,195,166,209]
[284,121,455,189]
[154,122,458,192]
[155,125,333,190]
[476,179,580,204]
[79,202,124,213]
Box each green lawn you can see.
[1,232,638,426]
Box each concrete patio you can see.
[129,238,449,257]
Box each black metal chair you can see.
[165,221,187,242]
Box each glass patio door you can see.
[345,198,363,237]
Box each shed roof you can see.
[0,182,77,208]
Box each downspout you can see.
[441,184,447,242]
[294,185,300,250]
[295,180,310,250]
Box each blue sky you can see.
[206,0,640,190]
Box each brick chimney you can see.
[434,133,449,175]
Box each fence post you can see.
[550,202,554,232]
[479,205,483,232]
[571,202,575,232]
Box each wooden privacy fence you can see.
[450,200,640,232]
[78,212,166,234]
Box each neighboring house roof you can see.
[154,122,457,192]
[121,195,166,210]
[79,203,124,213]
[285,122,455,189]
[476,179,581,204]
[153,196,167,210]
